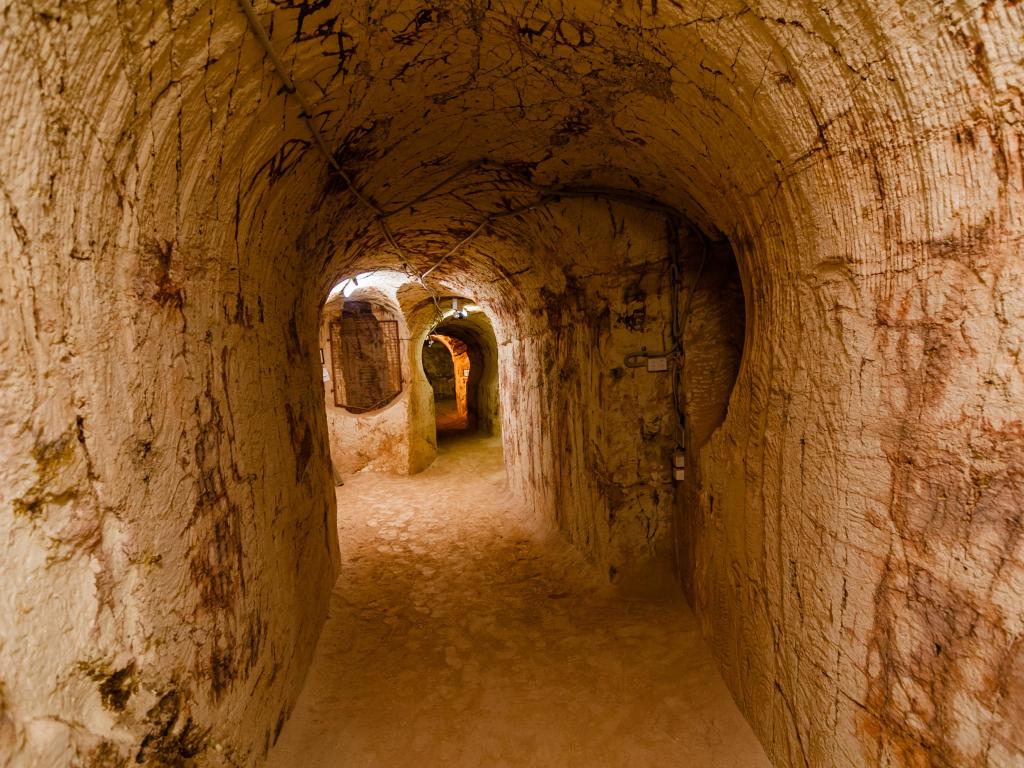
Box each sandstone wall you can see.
[674,241,748,603]
[492,204,683,585]
[422,341,458,401]
[0,4,339,765]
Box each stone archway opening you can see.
[318,274,416,477]
[423,334,468,433]
[424,302,502,439]
[318,273,506,478]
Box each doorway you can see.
[422,334,470,434]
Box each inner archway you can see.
[423,334,467,433]
[426,303,503,439]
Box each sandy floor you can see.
[434,398,468,433]
[266,434,770,768]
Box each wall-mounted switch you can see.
[646,357,668,372]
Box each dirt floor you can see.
[434,398,468,433]
[266,434,770,767]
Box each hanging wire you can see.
[236,0,412,267]
[669,224,708,446]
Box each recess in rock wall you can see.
[673,237,747,604]
[320,284,415,476]
[330,301,403,414]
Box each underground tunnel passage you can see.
[423,332,470,433]
[423,335,464,430]
[277,268,761,765]
[1,1,1022,767]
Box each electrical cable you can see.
[236,0,413,269]
[419,186,688,281]
[379,159,488,218]
[681,233,709,341]
[670,226,708,446]
[419,195,553,279]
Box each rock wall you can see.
[441,337,470,418]
[422,341,458,401]
[493,203,683,585]
[0,4,339,765]
[674,241,748,602]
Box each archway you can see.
[431,309,502,438]
[319,280,413,476]
[422,334,467,432]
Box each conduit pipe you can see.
[235,0,410,264]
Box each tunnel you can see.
[425,304,501,436]
[0,1,1022,767]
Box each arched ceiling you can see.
[433,310,498,352]
[30,0,1015,308]
[212,0,1012,298]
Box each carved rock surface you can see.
[0,1,1021,766]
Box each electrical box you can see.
[672,449,685,481]
[646,356,669,372]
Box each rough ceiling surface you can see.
[0,0,1022,766]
